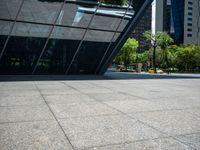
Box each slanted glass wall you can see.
[0,0,145,75]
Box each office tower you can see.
[132,5,152,52]
[184,0,200,45]
[154,0,200,45]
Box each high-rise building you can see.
[154,0,200,45]
[131,5,152,52]
[0,0,153,75]
[184,0,200,45]
[154,0,167,32]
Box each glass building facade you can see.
[0,0,152,75]
[171,0,185,43]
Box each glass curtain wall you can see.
[0,0,145,75]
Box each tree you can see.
[167,45,179,69]
[175,45,200,72]
[157,32,174,68]
[143,31,173,72]
[114,38,139,70]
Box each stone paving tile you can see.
[130,110,200,136]
[0,95,45,107]
[78,88,114,94]
[85,137,192,150]
[0,82,36,90]
[185,108,200,118]
[0,89,41,97]
[175,133,200,149]
[44,94,95,105]
[0,105,54,123]
[121,90,196,100]
[147,97,200,110]
[0,120,73,150]
[59,115,164,149]
[35,83,69,90]
[88,92,140,101]
[63,82,99,89]
[49,101,120,118]
[39,89,79,95]
[104,99,164,113]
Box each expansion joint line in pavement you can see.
[33,82,76,150]
[61,81,196,150]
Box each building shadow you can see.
[0,72,200,82]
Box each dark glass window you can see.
[188,23,192,26]
[0,23,51,74]
[187,28,192,32]
[35,27,85,74]
[68,30,115,74]
[188,7,193,10]
[188,12,192,16]
[0,21,12,53]
[188,18,192,21]
[187,34,192,37]
[188,2,193,5]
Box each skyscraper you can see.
[154,0,200,45]
[184,0,200,45]
[131,5,152,52]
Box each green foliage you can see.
[156,44,200,72]
[114,31,200,73]
[143,31,173,68]
[114,38,139,69]
[135,51,149,63]
[174,45,200,71]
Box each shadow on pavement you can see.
[0,72,200,82]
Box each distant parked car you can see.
[116,65,136,72]
[148,68,164,74]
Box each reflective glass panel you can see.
[17,0,63,24]
[11,22,51,37]
[117,5,134,32]
[0,21,12,53]
[56,1,97,27]
[90,4,126,31]
[0,0,23,20]
[35,27,85,74]
[0,23,51,74]
[68,30,115,74]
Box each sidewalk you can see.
[0,73,200,149]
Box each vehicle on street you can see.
[148,68,164,74]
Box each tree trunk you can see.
[153,46,157,73]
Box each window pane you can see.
[68,41,109,74]
[90,5,125,31]
[56,1,97,27]
[0,0,23,20]
[117,5,134,32]
[35,27,85,74]
[0,21,12,53]
[51,26,85,40]
[68,30,115,74]
[17,0,63,24]
[84,29,115,42]
[11,22,51,37]
[0,23,50,74]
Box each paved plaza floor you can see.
[0,73,200,150]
